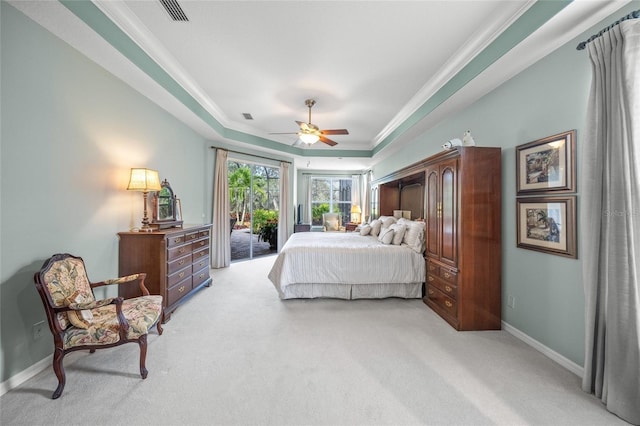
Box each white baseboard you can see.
[0,355,51,397]
[502,321,584,378]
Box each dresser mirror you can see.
[151,179,183,229]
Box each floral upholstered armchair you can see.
[33,253,164,399]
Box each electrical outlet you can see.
[32,321,45,340]
[507,295,516,309]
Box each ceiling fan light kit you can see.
[270,99,349,147]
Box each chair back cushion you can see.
[42,256,95,330]
[323,213,341,231]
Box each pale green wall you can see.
[372,1,640,366]
[0,3,210,383]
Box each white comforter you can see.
[268,232,425,299]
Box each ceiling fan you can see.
[270,99,349,146]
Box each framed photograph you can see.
[516,130,576,195]
[516,196,577,258]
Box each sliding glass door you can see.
[228,160,280,261]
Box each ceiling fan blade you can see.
[269,132,299,135]
[291,139,303,147]
[319,135,338,146]
[321,129,349,135]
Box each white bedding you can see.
[268,232,425,299]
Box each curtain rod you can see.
[209,146,291,164]
[576,9,639,50]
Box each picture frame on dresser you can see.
[516,130,576,195]
[516,196,577,259]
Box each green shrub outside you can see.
[252,209,278,233]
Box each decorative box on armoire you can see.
[118,224,212,323]
[423,147,502,330]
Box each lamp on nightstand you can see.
[350,205,362,224]
[127,168,162,232]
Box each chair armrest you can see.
[92,273,151,296]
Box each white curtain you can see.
[363,171,372,223]
[305,174,312,224]
[277,162,291,251]
[211,149,230,268]
[581,19,640,425]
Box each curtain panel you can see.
[211,149,230,268]
[277,162,291,251]
[581,19,640,425]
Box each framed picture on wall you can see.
[516,130,576,195]
[516,196,577,258]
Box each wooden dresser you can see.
[423,147,501,330]
[118,224,212,323]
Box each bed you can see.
[268,218,426,300]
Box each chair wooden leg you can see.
[138,334,148,379]
[51,348,66,399]
[156,320,163,335]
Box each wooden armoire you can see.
[423,147,501,330]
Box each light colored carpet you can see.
[0,256,627,425]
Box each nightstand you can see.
[294,224,311,233]
[345,222,358,232]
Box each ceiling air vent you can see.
[160,0,188,22]
[242,113,254,120]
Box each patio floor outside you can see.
[230,228,277,261]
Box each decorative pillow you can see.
[377,226,395,244]
[390,223,407,245]
[65,290,95,329]
[403,220,426,253]
[360,224,372,236]
[370,219,382,237]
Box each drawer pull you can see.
[428,289,434,295]
[174,238,181,243]
[428,276,434,282]
[199,273,205,279]
[178,285,186,293]
[178,272,185,278]
[444,272,451,279]
[199,241,205,246]
[178,259,185,266]
[179,248,186,254]
[445,285,452,293]
[429,264,435,271]
[445,300,452,308]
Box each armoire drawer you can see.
[427,285,458,317]
[428,274,457,299]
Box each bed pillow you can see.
[359,224,372,236]
[390,223,407,245]
[324,217,340,232]
[402,220,426,253]
[369,219,382,237]
[379,216,397,229]
[377,226,395,245]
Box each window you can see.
[311,177,352,225]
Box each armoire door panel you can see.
[440,160,457,266]
[425,167,439,259]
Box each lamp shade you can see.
[299,133,320,144]
[127,168,161,191]
[350,205,362,214]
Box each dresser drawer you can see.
[427,260,439,276]
[428,274,457,299]
[185,231,199,242]
[168,265,192,288]
[167,234,186,248]
[192,238,208,251]
[168,243,192,261]
[192,246,209,261]
[427,285,457,317]
[167,276,192,306]
[192,255,209,272]
[192,267,210,287]
[199,229,210,239]
[168,254,192,275]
